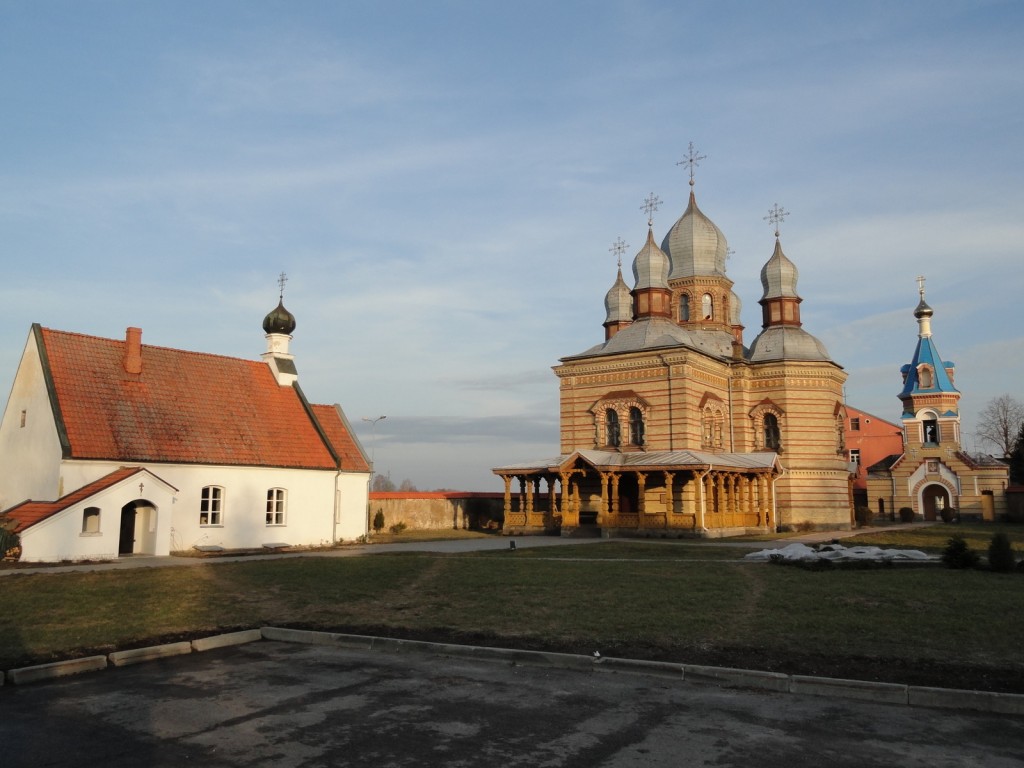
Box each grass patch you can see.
[3,536,1023,692]
[844,522,1024,553]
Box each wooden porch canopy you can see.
[493,449,781,535]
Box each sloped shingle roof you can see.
[2,466,148,533]
[311,404,371,473]
[39,326,340,470]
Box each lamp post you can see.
[362,415,386,478]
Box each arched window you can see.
[702,406,724,449]
[923,417,939,445]
[200,486,224,526]
[764,414,781,450]
[919,366,934,388]
[679,294,690,322]
[629,407,645,447]
[606,409,621,448]
[701,293,713,320]
[266,488,287,526]
[82,506,101,534]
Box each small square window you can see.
[850,418,861,431]
[82,507,100,534]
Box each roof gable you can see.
[38,326,338,470]
[1,466,172,533]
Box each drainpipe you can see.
[771,462,786,532]
[727,368,735,452]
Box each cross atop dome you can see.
[277,271,288,299]
[764,203,789,239]
[676,142,706,189]
[609,237,629,269]
[641,192,662,228]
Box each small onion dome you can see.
[631,228,670,290]
[604,268,633,324]
[263,299,296,335]
[729,290,743,326]
[661,191,729,279]
[914,297,934,319]
[759,239,800,300]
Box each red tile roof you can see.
[311,404,371,473]
[2,466,148,533]
[39,327,341,470]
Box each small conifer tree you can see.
[941,534,980,569]
[372,508,385,533]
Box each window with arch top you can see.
[629,406,645,447]
[764,413,781,450]
[605,409,621,448]
[701,293,713,320]
[679,294,690,322]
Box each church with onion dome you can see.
[0,281,371,562]
[864,280,1008,522]
[494,146,853,536]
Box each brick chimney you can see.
[124,327,143,375]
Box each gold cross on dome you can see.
[916,274,926,298]
[763,203,789,238]
[676,142,707,188]
[609,237,629,268]
[640,193,662,227]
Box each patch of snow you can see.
[744,542,936,562]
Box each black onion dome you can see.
[263,299,296,335]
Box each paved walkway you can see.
[0,522,937,577]
[2,639,1021,767]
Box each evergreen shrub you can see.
[988,532,1017,572]
[941,534,980,569]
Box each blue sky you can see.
[2,1,1022,489]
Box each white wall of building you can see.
[0,331,63,510]
[18,472,176,562]
[336,470,371,541]
[59,460,364,552]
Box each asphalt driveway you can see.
[2,640,1021,768]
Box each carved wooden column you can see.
[663,471,675,517]
[637,472,647,528]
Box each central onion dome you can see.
[661,192,729,279]
[263,299,296,335]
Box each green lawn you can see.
[2,529,1022,692]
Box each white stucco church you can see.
[0,293,371,562]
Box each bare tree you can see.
[371,473,396,492]
[398,478,418,492]
[975,394,1024,457]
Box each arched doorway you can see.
[921,484,951,522]
[119,500,158,556]
[118,502,137,555]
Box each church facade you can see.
[494,161,853,537]
[865,282,1008,521]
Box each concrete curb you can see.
[4,627,1024,716]
[192,629,263,652]
[257,627,1024,716]
[791,674,908,704]
[109,641,193,667]
[7,655,108,685]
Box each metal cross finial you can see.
[676,142,707,188]
[764,203,789,238]
[609,237,629,268]
[726,247,735,262]
[641,192,662,227]
[277,272,288,299]
[916,275,926,299]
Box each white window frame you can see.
[200,486,224,526]
[266,488,287,526]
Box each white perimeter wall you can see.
[0,331,63,510]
